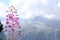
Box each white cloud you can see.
[43,14,56,19]
[34,10,56,19]
[0,3,4,6]
[17,0,50,20]
[9,0,21,6]
[0,3,7,18]
[0,3,6,10]
[20,11,34,20]
[8,0,33,20]
[40,0,48,5]
[57,1,60,8]
[13,0,37,20]
[0,0,56,20]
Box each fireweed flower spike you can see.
[4,5,21,40]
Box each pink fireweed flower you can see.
[8,13,14,20]
[4,12,21,40]
[8,25,12,28]
[5,6,21,40]
[6,21,9,24]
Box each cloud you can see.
[20,11,34,19]
[9,0,21,6]
[40,0,49,5]
[0,0,59,20]
[42,13,56,19]
[18,0,56,20]
[57,1,60,8]
[8,0,50,20]
[0,3,7,18]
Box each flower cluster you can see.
[4,13,21,35]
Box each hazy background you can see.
[0,0,60,40]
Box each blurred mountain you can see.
[20,20,60,40]
[32,16,60,28]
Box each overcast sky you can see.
[0,0,60,27]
